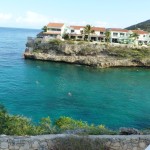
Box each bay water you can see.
[0,27,150,129]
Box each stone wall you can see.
[0,134,150,150]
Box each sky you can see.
[0,0,150,29]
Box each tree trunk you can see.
[82,34,85,40]
[88,33,90,42]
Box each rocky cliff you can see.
[24,39,150,68]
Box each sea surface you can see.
[0,27,150,129]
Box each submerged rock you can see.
[119,127,142,135]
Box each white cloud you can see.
[16,11,50,27]
[0,11,112,29]
[0,13,12,21]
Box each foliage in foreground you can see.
[0,104,115,136]
[55,117,116,135]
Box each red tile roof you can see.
[71,25,106,32]
[47,23,64,28]
[44,31,61,35]
[109,28,129,32]
[92,27,106,32]
[132,30,148,35]
[70,25,85,30]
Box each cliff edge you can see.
[24,39,150,68]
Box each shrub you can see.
[105,46,150,59]
[55,117,88,130]
[77,41,87,45]
[0,104,55,135]
[62,33,70,40]
[0,104,123,136]
[49,39,63,45]
[65,40,75,45]
[55,117,116,135]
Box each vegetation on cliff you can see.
[103,46,150,59]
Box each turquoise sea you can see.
[0,27,150,129]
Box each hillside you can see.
[126,19,150,32]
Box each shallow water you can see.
[0,27,150,129]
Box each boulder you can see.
[119,127,142,135]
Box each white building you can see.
[44,23,65,39]
[69,25,106,41]
[108,28,129,43]
[42,22,150,45]
[43,23,106,42]
[131,30,150,45]
[108,28,150,45]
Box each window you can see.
[77,36,82,39]
[71,30,74,33]
[48,28,61,31]
[120,33,125,37]
[100,32,103,35]
[143,35,145,37]
[113,33,118,37]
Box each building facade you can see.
[42,22,150,45]
[44,23,65,39]
[108,28,129,43]
[43,23,106,42]
[108,28,150,45]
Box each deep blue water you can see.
[0,27,150,129]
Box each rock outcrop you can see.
[24,39,150,68]
[24,52,150,68]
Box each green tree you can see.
[130,33,139,46]
[62,33,70,40]
[83,25,95,42]
[80,30,85,40]
[42,26,47,32]
[105,31,111,45]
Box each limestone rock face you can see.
[24,41,150,68]
[24,52,150,68]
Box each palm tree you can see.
[105,31,111,45]
[42,26,47,32]
[83,25,95,42]
[80,30,85,40]
[130,33,139,46]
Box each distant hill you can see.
[126,20,150,32]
